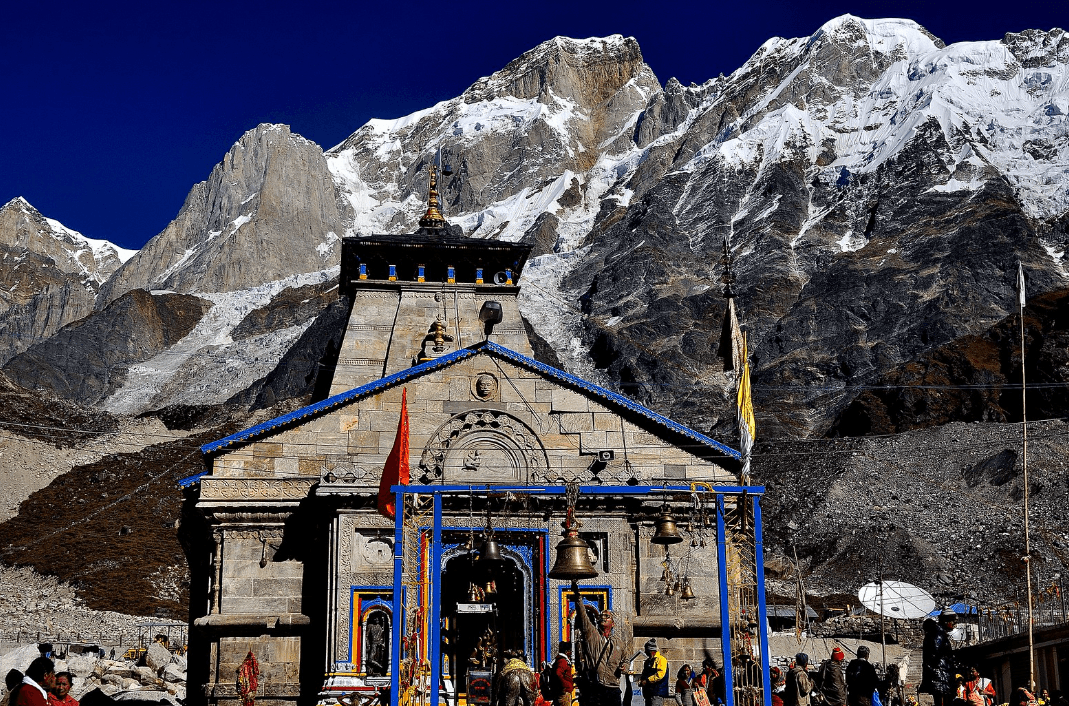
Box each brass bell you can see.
[665,581,675,597]
[479,534,504,563]
[485,580,497,595]
[652,503,684,545]
[680,578,696,600]
[548,517,598,581]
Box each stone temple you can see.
[180,169,771,706]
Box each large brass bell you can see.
[651,503,684,545]
[680,578,696,600]
[548,516,598,581]
[479,533,504,563]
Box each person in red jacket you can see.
[47,672,77,706]
[13,658,54,706]
[550,642,575,706]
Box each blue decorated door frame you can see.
[389,484,770,706]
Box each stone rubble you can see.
[0,564,157,643]
[0,642,186,705]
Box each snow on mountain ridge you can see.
[326,33,657,241]
[0,196,136,283]
[672,18,1069,225]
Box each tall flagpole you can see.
[1018,261,1035,692]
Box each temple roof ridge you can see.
[182,341,739,486]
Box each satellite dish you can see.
[858,581,936,619]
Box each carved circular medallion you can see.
[419,410,548,483]
[472,373,499,401]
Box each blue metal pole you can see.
[753,496,772,706]
[391,491,404,706]
[716,495,734,706]
[429,493,443,706]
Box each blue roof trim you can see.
[178,471,209,488]
[200,340,740,461]
[478,342,741,460]
[200,347,481,455]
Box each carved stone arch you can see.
[418,410,549,483]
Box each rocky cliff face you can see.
[326,35,659,249]
[96,124,346,304]
[0,198,135,365]
[3,21,1067,433]
[3,289,212,406]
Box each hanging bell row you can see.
[652,503,684,545]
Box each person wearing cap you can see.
[784,654,812,706]
[921,612,957,706]
[820,648,848,706]
[846,646,878,706]
[548,642,574,706]
[638,639,670,706]
[569,585,626,706]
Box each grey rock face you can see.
[97,124,345,305]
[0,198,133,364]
[327,35,660,245]
[2,289,211,406]
[758,418,1069,602]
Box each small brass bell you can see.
[680,578,696,600]
[485,580,497,595]
[665,581,675,597]
[548,516,598,581]
[652,503,684,545]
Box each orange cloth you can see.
[377,388,410,519]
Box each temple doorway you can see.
[440,543,529,696]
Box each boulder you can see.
[144,643,170,672]
[67,654,98,678]
[160,664,184,684]
[101,675,124,688]
[134,667,158,686]
[0,642,42,677]
[113,689,178,704]
[167,654,186,671]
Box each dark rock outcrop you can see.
[2,290,211,406]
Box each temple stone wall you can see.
[212,355,735,487]
[219,533,303,615]
[330,283,532,395]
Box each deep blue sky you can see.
[1,0,1063,250]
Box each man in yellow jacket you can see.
[639,639,669,706]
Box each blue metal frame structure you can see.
[387,483,770,706]
[716,494,735,703]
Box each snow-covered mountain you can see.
[3,17,1069,610]
[0,197,135,364]
[3,18,1068,436]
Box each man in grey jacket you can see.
[570,583,627,706]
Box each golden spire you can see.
[419,164,448,230]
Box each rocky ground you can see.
[0,639,187,704]
[758,418,1069,606]
[0,565,155,644]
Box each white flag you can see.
[1017,262,1026,308]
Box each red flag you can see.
[377,388,410,520]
